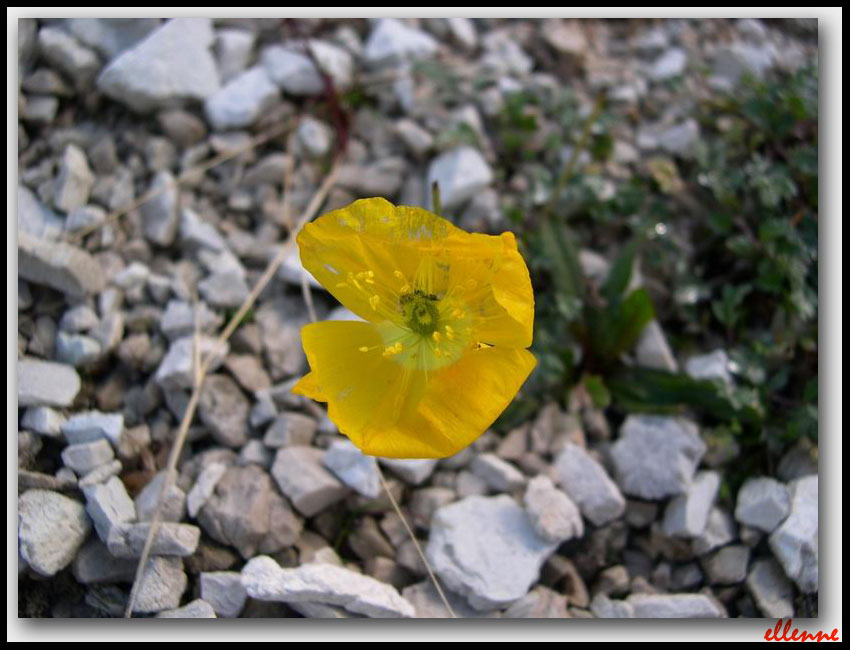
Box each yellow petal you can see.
[488,232,535,345]
[443,230,534,348]
[398,345,538,458]
[297,198,461,323]
[291,371,322,401]
[299,320,537,458]
[297,199,534,347]
[299,320,421,450]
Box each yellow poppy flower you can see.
[291,197,536,459]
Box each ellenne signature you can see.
[765,619,840,642]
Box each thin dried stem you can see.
[300,273,318,324]
[293,212,456,619]
[376,465,457,618]
[280,146,295,230]
[124,292,203,617]
[123,158,340,618]
[68,118,296,244]
[210,167,338,354]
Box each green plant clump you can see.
[496,64,818,475]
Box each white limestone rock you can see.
[469,453,526,492]
[610,416,705,500]
[18,489,91,577]
[200,571,248,618]
[187,462,228,518]
[214,28,255,82]
[426,495,559,611]
[553,442,625,526]
[38,26,101,87]
[271,447,349,517]
[204,66,278,131]
[242,555,415,618]
[363,18,438,69]
[18,184,63,241]
[62,411,124,447]
[140,171,179,246]
[106,522,200,558]
[97,18,220,113]
[685,349,734,384]
[626,593,726,618]
[18,232,105,298]
[735,476,791,533]
[67,17,161,60]
[61,438,115,475]
[157,599,217,618]
[426,146,493,211]
[17,358,81,408]
[83,475,136,542]
[662,470,721,537]
[323,439,382,499]
[649,47,688,81]
[768,475,818,593]
[523,475,584,544]
[378,458,438,486]
[131,556,188,613]
[154,335,228,390]
[746,558,795,619]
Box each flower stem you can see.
[546,91,607,218]
[377,465,457,618]
[431,181,443,216]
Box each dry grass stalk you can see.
[376,466,457,618]
[297,259,457,620]
[123,159,340,617]
[119,121,456,619]
[68,118,296,245]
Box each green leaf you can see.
[706,210,734,235]
[433,122,481,151]
[711,284,751,332]
[590,132,614,161]
[803,378,818,402]
[647,157,684,194]
[785,404,818,443]
[539,217,585,314]
[767,366,791,392]
[584,287,655,366]
[611,288,656,356]
[583,373,611,408]
[601,239,639,304]
[607,366,764,425]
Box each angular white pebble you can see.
[242,555,415,618]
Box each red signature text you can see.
[765,619,840,642]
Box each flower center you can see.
[400,290,440,336]
[373,286,475,372]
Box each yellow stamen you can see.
[432,331,442,343]
[359,346,370,352]
[445,325,455,340]
[369,295,381,310]
[383,342,404,357]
